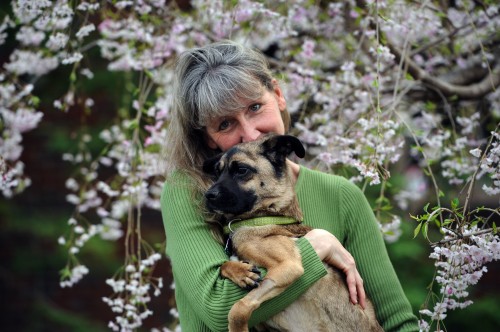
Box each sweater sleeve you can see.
[340,178,419,332]
[161,174,327,331]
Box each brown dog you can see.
[203,134,383,332]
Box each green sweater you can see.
[161,166,419,331]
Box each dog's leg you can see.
[228,260,304,332]
[228,278,277,332]
[221,261,261,289]
[228,235,304,332]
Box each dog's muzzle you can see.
[205,183,257,215]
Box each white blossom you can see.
[4,50,58,76]
[77,2,100,12]
[76,24,95,40]
[46,32,69,50]
[15,26,45,46]
[61,52,83,65]
[60,265,89,287]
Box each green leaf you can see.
[422,222,429,240]
[443,218,453,226]
[381,204,393,211]
[59,267,71,279]
[145,70,154,79]
[378,13,389,21]
[31,96,40,107]
[145,143,160,153]
[413,145,424,153]
[436,11,447,18]
[451,198,459,210]
[425,101,436,111]
[423,203,430,213]
[127,119,139,129]
[493,222,498,234]
[414,222,422,239]
[405,72,414,81]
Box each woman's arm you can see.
[161,174,327,330]
[340,179,419,332]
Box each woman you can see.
[161,40,418,331]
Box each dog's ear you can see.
[261,135,305,176]
[281,135,305,158]
[262,134,305,160]
[203,153,223,176]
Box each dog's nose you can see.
[205,188,220,201]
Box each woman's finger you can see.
[345,268,359,305]
[356,272,366,309]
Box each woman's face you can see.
[205,80,287,151]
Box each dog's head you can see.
[202,134,305,221]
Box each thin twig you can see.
[431,228,496,246]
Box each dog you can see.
[203,134,383,332]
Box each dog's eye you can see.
[236,167,249,176]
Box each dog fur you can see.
[203,134,384,332]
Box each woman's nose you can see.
[240,122,261,143]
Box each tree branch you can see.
[387,42,500,100]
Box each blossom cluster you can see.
[471,130,500,197]
[419,227,500,330]
[102,253,163,331]
[1,0,97,196]
[59,264,89,288]
[0,76,42,197]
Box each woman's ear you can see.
[272,79,286,112]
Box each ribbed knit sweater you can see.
[161,166,419,331]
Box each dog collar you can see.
[223,216,300,235]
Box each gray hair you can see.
[177,41,274,129]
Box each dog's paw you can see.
[221,261,261,289]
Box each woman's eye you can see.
[249,103,261,112]
[218,119,230,131]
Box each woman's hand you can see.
[304,228,366,309]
